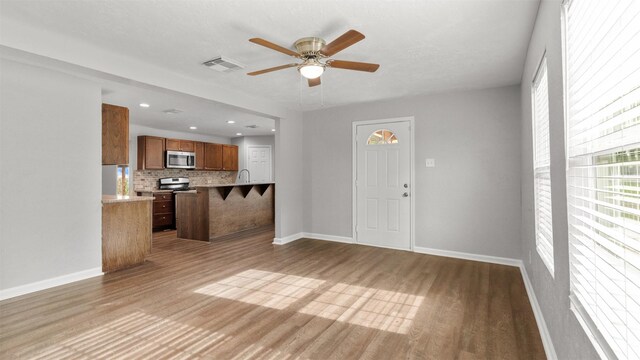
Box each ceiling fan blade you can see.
[308,77,321,87]
[249,38,300,58]
[327,60,380,72]
[320,30,365,57]
[247,63,298,76]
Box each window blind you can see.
[532,56,555,275]
[565,0,640,359]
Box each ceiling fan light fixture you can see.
[298,59,324,79]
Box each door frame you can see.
[246,145,273,182]
[352,116,415,251]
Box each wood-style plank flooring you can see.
[0,227,545,359]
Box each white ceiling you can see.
[101,80,275,137]
[0,0,540,111]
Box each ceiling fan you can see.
[247,29,380,87]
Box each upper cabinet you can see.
[137,136,238,172]
[204,143,223,170]
[102,104,129,165]
[222,145,239,171]
[137,136,165,170]
[194,142,205,170]
[165,138,195,152]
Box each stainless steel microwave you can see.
[166,151,195,169]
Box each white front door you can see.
[247,145,272,182]
[355,121,411,250]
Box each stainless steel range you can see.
[158,177,192,192]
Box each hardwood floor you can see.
[0,227,545,359]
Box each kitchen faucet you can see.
[238,169,250,183]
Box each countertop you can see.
[193,182,275,188]
[102,195,155,204]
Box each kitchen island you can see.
[175,183,274,241]
[102,195,154,272]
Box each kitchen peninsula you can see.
[176,182,274,241]
[101,195,154,272]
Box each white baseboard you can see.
[273,232,354,245]
[413,246,522,267]
[0,267,103,301]
[519,263,558,360]
[272,232,304,245]
[303,233,354,244]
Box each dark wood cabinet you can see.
[180,140,195,152]
[194,142,205,170]
[166,138,195,152]
[137,136,238,172]
[204,143,223,170]
[137,136,165,170]
[165,138,180,151]
[152,192,174,230]
[102,103,129,165]
[222,145,239,171]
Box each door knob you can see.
[402,192,409,197]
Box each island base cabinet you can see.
[176,184,274,241]
[102,200,152,272]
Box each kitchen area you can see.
[100,83,276,273]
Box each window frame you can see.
[531,51,555,277]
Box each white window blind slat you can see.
[532,55,555,275]
[565,1,640,359]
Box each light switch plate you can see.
[425,158,435,168]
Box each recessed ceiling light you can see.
[227,120,236,124]
[189,126,197,130]
[236,132,242,136]
[271,128,276,132]
[139,103,150,108]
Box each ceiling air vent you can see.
[163,109,183,115]
[245,125,259,129]
[203,56,245,72]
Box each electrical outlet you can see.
[425,158,435,168]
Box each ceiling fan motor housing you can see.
[294,37,326,57]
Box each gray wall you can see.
[275,116,304,239]
[303,85,522,259]
[102,165,118,195]
[0,59,102,291]
[520,1,598,358]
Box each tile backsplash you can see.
[133,169,237,191]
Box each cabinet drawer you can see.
[154,193,173,201]
[153,213,173,226]
[153,200,174,214]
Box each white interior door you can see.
[355,121,411,250]
[247,145,272,182]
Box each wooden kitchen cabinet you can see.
[194,142,205,170]
[204,143,223,170]
[137,136,165,170]
[166,138,195,152]
[222,145,239,171]
[102,103,129,165]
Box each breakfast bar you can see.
[175,182,274,241]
